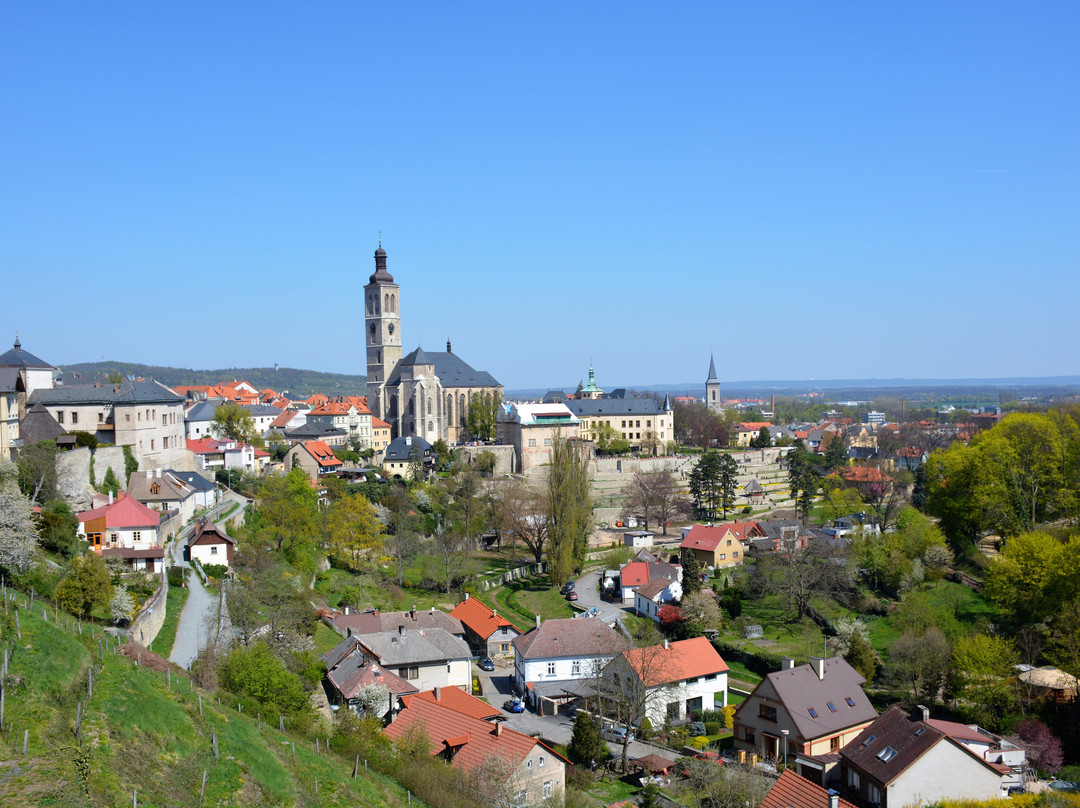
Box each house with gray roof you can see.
[322,634,419,718]
[342,626,471,693]
[733,656,877,764]
[283,420,348,446]
[512,616,630,706]
[31,379,187,469]
[126,469,197,523]
[0,367,21,458]
[164,469,217,510]
[563,378,674,456]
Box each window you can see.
[808,708,818,718]
[636,420,640,427]
[745,727,755,743]
[399,666,419,680]
[718,553,726,560]
[827,702,837,712]
[150,439,155,450]
[845,697,855,707]
[543,780,553,798]
[572,660,581,676]
[667,702,680,720]
[210,546,218,555]
[830,736,841,751]
[726,539,732,546]
[876,746,898,763]
[861,734,877,747]
[527,759,533,769]
[528,439,536,447]
[621,421,626,428]
[547,662,555,675]
[868,784,882,805]
[57,411,64,424]
[501,643,509,653]
[71,411,78,424]
[132,531,142,542]
[848,770,860,789]
[109,533,118,545]
[539,755,546,768]
[758,704,777,721]
[544,438,551,446]
[514,790,527,807]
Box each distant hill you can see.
[59,361,366,398]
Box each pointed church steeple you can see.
[705,353,722,413]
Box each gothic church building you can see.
[364,244,502,444]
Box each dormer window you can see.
[150,483,159,494]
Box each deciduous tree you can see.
[465,390,500,442]
[546,432,592,585]
[57,552,112,618]
[323,493,385,571]
[255,468,320,561]
[212,400,264,448]
[0,480,39,574]
[496,479,551,564]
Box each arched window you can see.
[711,390,716,400]
[427,397,432,417]
[428,421,434,433]
[409,396,415,415]
[377,351,381,363]
[446,394,453,423]
[384,293,389,311]
[459,394,466,425]
[390,294,396,313]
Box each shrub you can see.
[689,721,706,737]
[704,721,721,736]
[202,563,228,580]
[638,716,653,739]
[721,705,736,729]
[219,641,310,717]
[167,566,184,587]
[688,735,709,750]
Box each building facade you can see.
[363,245,503,444]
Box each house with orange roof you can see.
[186,437,258,473]
[283,440,342,481]
[604,636,729,725]
[267,408,306,436]
[735,422,774,448]
[679,522,763,569]
[308,398,373,449]
[305,393,329,408]
[371,416,391,460]
[401,686,502,722]
[77,493,165,572]
[450,593,521,658]
[322,634,419,719]
[383,696,565,806]
[760,770,859,808]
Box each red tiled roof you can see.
[680,522,762,553]
[841,466,890,483]
[78,494,160,529]
[383,698,540,773]
[622,636,728,687]
[302,440,342,466]
[738,422,773,431]
[371,417,390,430]
[761,770,860,808]
[924,719,991,745]
[403,687,501,721]
[620,561,650,587]
[269,409,298,429]
[449,597,516,640]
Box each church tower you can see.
[706,353,722,413]
[364,242,402,422]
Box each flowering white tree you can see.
[110,584,136,623]
[0,481,38,574]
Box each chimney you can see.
[411,605,417,620]
[494,723,503,737]
[828,790,839,808]
[493,609,497,618]
[108,491,114,505]
[915,704,930,722]
[344,606,350,615]
[398,624,404,635]
[535,614,541,629]
[810,656,825,680]
[346,627,352,637]
[781,657,795,670]
[464,592,470,600]
[664,638,669,650]
[434,687,441,701]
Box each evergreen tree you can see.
[568,711,606,768]
[100,466,121,495]
[57,552,112,618]
[682,550,703,597]
[823,434,848,472]
[717,453,739,518]
[546,431,592,584]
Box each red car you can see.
[566,591,579,601]
[693,751,723,765]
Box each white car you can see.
[601,726,634,744]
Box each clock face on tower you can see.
[388,323,395,335]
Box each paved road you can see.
[573,569,628,626]
[165,490,246,667]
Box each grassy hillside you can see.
[59,362,366,398]
[0,601,417,807]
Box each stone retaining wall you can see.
[129,572,168,649]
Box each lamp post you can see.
[781,729,789,769]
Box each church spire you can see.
[706,352,718,382]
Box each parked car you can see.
[601,726,634,744]
[503,698,525,713]
[477,656,495,671]
[566,591,579,601]
[559,580,575,595]
[693,751,723,766]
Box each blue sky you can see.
[3,3,1078,391]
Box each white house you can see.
[926,716,1026,791]
[512,617,629,707]
[77,494,165,573]
[187,521,236,569]
[634,577,683,623]
[605,636,729,726]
